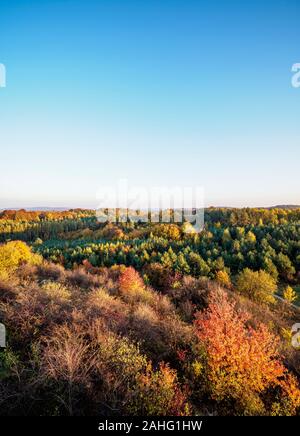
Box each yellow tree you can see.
[283,286,297,304]
[236,268,277,304]
[0,241,42,279]
[215,270,231,288]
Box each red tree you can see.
[118,266,145,293]
[194,289,300,415]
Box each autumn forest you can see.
[0,207,300,416]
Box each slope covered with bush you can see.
[0,237,299,415]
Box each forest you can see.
[0,207,300,416]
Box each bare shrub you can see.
[129,302,193,361]
[37,262,66,282]
[66,267,103,289]
[41,281,72,302]
[40,324,97,415]
[85,288,130,333]
[0,284,73,346]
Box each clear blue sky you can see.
[0,0,299,208]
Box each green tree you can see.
[262,257,279,281]
[188,252,210,277]
[176,253,190,275]
[275,253,295,281]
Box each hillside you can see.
[0,246,299,416]
[0,208,300,415]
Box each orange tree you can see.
[118,266,145,293]
[194,289,300,415]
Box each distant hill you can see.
[1,205,300,213]
[268,205,300,210]
[0,207,72,212]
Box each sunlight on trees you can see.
[236,268,277,304]
[194,289,300,415]
[0,240,42,279]
[283,285,297,304]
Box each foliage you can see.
[1,208,300,416]
[128,362,190,416]
[0,240,42,279]
[215,270,231,288]
[1,208,299,285]
[194,289,300,415]
[119,266,145,294]
[283,285,297,304]
[236,268,277,304]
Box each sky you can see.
[0,0,299,208]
